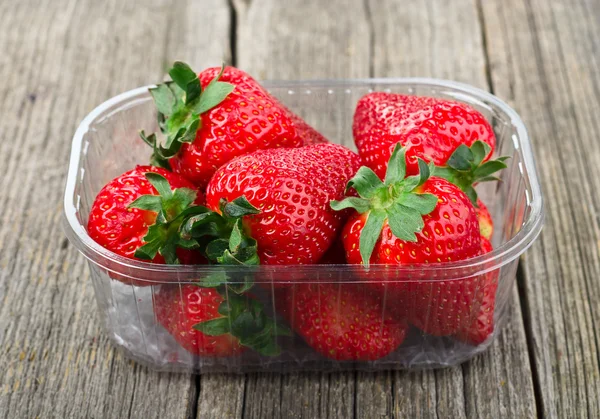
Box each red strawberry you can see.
[353,92,496,179]
[332,145,482,336]
[87,166,205,278]
[476,199,493,240]
[156,284,290,356]
[285,110,328,145]
[143,62,328,188]
[196,143,362,266]
[456,237,498,345]
[280,283,407,360]
[155,285,243,356]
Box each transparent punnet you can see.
[63,79,543,373]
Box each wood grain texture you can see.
[0,0,230,418]
[3,0,600,417]
[482,0,600,417]
[234,0,370,79]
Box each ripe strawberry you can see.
[353,92,496,179]
[156,284,290,356]
[456,237,498,345]
[280,283,407,360]
[156,285,243,356]
[285,110,328,145]
[191,143,362,266]
[332,145,482,336]
[476,199,493,240]
[143,62,327,188]
[87,166,205,274]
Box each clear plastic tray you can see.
[63,79,544,373]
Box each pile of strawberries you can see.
[87,62,507,360]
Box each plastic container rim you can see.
[62,77,544,281]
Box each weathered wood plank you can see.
[482,0,600,417]
[233,0,370,416]
[234,0,370,80]
[197,374,245,419]
[0,0,230,418]
[359,1,538,418]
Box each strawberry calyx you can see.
[193,287,291,356]
[141,61,235,169]
[331,144,438,267]
[181,196,261,267]
[432,141,509,206]
[128,172,206,263]
[180,197,290,357]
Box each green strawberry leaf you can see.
[471,140,490,166]
[346,166,384,198]
[477,175,502,183]
[222,196,261,218]
[228,219,245,252]
[168,61,201,104]
[126,173,203,263]
[193,317,231,335]
[206,239,230,261]
[398,192,438,215]
[358,209,386,266]
[195,290,289,356]
[447,144,473,171]
[128,195,163,212]
[197,271,229,288]
[384,145,407,185]
[180,195,261,267]
[134,235,164,260]
[472,160,508,178]
[139,131,172,170]
[145,172,173,197]
[142,61,234,165]
[433,140,509,205]
[386,202,424,242]
[464,186,478,207]
[194,81,236,114]
[330,197,371,213]
[332,143,439,267]
[149,83,179,117]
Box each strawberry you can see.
[87,166,205,275]
[285,110,328,145]
[143,62,327,188]
[155,284,290,356]
[280,283,407,360]
[186,143,362,266]
[476,199,493,240]
[456,237,498,345]
[331,145,482,336]
[353,92,496,179]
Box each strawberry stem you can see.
[141,61,236,168]
[432,141,509,206]
[127,173,206,263]
[193,289,291,356]
[181,196,261,266]
[331,145,438,267]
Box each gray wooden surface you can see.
[0,0,598,417]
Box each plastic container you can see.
[63,79,543,373]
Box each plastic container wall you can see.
[63,79,543,373]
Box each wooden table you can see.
[1,0,599,417]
